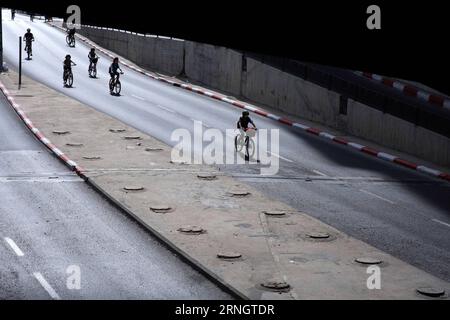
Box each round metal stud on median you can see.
[261,280,291,292]
[124,135,141,140]
[263,210,287,217]
[197,174,217,181]
[52,130,70,135]
[82,156,102,160]
[66,143,83,147]
[306,232,330,239]
[123,186,145,192]
[109,128,126,133]
[355,257,383,265]
[177,226,206,235]
[217,252,242,260]
[150,205,173,213]
[416,287,446,298]
[228,190,251,197]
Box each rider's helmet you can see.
[65,54,71,59]
[242,111,249,116]
[90,48,95,52]
[27,28,31,32]
[113,57,119,63]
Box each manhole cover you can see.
[306,232,330,239]
[217,252,242,259]
[145,147,164,152]
[264,210,287,217]
[82,156,101,160]
[109,128,126,133]
[261,280,291,292]
[66,143,83,147]
[197,174,217,181]
[124,136,141,140]
[52,130,70,135]
[177,226,205,234]
[355,257,383,265]
[150,205,172,213]
[416,287,445,298]
[123,186,145,191]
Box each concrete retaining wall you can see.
[77,25,450,166]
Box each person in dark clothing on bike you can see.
[109,57,123,93]
[63,54,76,86]
[237,111,256,131]
[11,9,16,20]
[88,48,99,74]
[23,29,35,56]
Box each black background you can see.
[2,1,448,93]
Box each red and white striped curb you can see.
[50,23,450,183]
[355,71,450,110]
[0,82,84,175]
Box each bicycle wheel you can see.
[91,66,97,78]
[67,73,73,87]
[247,138,255,158]
[235,135,243,152]
[66,35,70,46]
[114,80,121,95]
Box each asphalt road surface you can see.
[2,12,450,282]
[0,90,232,299]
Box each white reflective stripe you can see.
[31,128,40,134]
[267,114,280,121]
[444,100,450,109]
[377,152,397,162]
[417,91,431,101]
[319,132,335,140]
[348,142,365,150]
[204,92,214,97]
[23,118,33,126]
[41,137,50,144]
[354,71,363,76]
[67,160,78,167]
[244,106,257,112]
[393,82,405,91]
[417,166,441,176]
[293,123,309,130]
[221,98,235,104]
[53,149,64,156]
[372,74,383,81]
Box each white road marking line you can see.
[33,272,61,300]
[313,170,327,177]
[4,237,25,257]
[432,219,450,228]
[267,151,294,163]
[155,105,175,113]
[131,94,146,101]
[359,189,395,205]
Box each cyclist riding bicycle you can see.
[237,111,257,132]
[109,57,123,93]
[63,54,76,86]
[88,48,99,73]
[67,27,76,38]
[23,28,35,56]
[11,9,16,20]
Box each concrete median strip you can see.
[47,22,450,184]
[1,71,449,299]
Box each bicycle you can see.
[88,57,99,78]
[234,127,257,159]
[66,34,76,47]
[63,65,76,87]
[24,41,33,60]
[109,72,123,95]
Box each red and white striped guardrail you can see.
[0,82,84,175]
[48,23,450,182]
[355,71,450,110]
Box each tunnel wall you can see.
[77,25,450,167]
